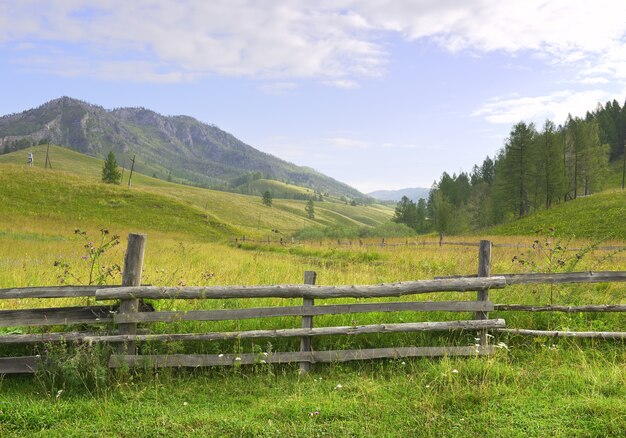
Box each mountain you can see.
[0,97,364,199]
[368,187,430,203]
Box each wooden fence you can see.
[231,235,626,251]
[1,235,625,374]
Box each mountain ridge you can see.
[368,187,431,202]
[0,96,365,199]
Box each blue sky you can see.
[2,1,626,192]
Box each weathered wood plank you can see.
[476,240,492,347]
[0,319,505,344]
[96,277,507,300]
[299,270,317,373]
[0,285,122,300]
[494,304,626,312]
[503,271,626,285]
[117,233,146,355]
[109,345,495,368]
[497,328,626,339]
[92,319,506,343]
[437,271,626,284]
[0,305,115,327]
[0,356,39,374]
[114,300,495,324]
[0,330,147,344]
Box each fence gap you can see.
[117,233,146,354]
[299,270,317,373]
[476,239,492,346]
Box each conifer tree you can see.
[262,190,272,207]
[102,151,122,184]
[305,199,315,219]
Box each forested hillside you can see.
[392,99,626,234]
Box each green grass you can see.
[1,146,625,436]
[0,145,393,237]
[0,345,624,437]
[490,190,626,240]
[0,164,232,241]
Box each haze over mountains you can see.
[367,187,430,203]
[0,97,364,199]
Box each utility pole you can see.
[622,145,626,190]
[128,154,136,188]
[44,144,52,169]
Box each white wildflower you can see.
[218,354,224,358]
[452,369,459,374]
[335,384,343,390]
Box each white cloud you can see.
[472,89,618,125]
[2,1,626,85]
[326,137,371,149]
[258,82,299,95]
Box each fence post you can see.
[118,233,147,354]
[299,270,317,373]
[476,240,492,346]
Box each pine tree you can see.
[305,199,315,219]
[262,190,272,207]
[102,151,122,184]
[392,196,418,229]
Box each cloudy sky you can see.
[2,1,626,192]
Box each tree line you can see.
[393,99,626,234]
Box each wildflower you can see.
[496,342,509,350]
[335,384,343,390]
[425,385,430,388]
[309,411,320,417]
[260,360,267,364]
[183,402,188,406]
[263,352,268,356]
[401,361,406,365]
[452,369,459,374]
[218,354,224,358]
[235,357,242,361]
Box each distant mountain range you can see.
[0,97,364,199]
[367,187,430,203]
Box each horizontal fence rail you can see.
[494,304,626,312]
[0,305,116,327]
[436,271,626,285]
[110,345,496,369]
[231,236,626,252]
[0,285,124,300]
[497,329,626,339]
[95,277,507,300]
[113,300,494,324]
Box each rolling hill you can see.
[0,97,365,199]
[0,145,394,238]
[489,189,626,240]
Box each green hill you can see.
[0,145,393,237]
[0,164,232,240]
[489,189,626,239]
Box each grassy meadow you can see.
[0,147,625,436]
